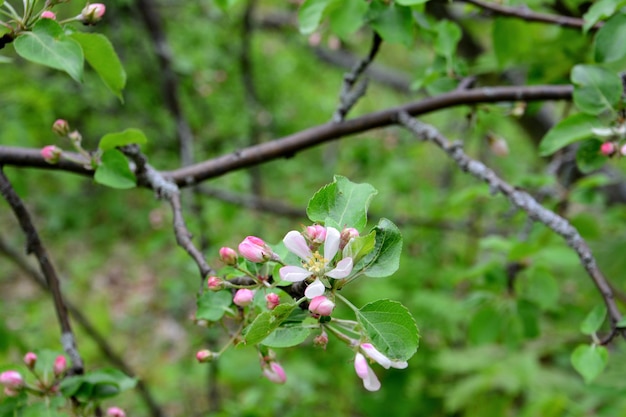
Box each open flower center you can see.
[304,251,327,275]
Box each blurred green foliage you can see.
[2,0,626,416]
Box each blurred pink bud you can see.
[81,3,106,24]
[52,119,70,136]
[262,361,286,384]
[621,143,626,156]
[68,130,82,144]
[340,227,359,250]
[196,349,217,363]
[308,295,335,316]
[41,145,62,164]
[233,289,254,307]
[601,142,616,156]
[313,331,328,349]
[305,225,326,244]
[41,11,56,19]
[265,293,280,310]
[0,371,23,389]
[238,236,273,263]
[106,407,126,417]
[206,276,224,291]
[53,355,67,377]
[218,246,238,266]
[23,352,37,369]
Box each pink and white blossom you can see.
[0,371,23,389]
[81,3,106,24]
[41,11,56,19]
[262,361,286,384]
[354,353,380,391]
[265,293,280,310]
[238,236,274,263]
[218,246,238,265]
[106,407,126,417]
[279,226,353,298]
[53,355,67,376]
[233,289,254,307]
[23,352,37,369]
[308,295,335,316]
[360,343,408,369]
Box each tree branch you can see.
[0,166,84,373]
[397,112,624,338]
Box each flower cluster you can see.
[593,124,626,157]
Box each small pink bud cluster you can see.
[41,10,56,19]
[265,293,280,310]
[308,295,335,316]
[233,289,254,307]
[313,331,329,349]
[53,355,67,377]
[23,352,37,369]
[206,276,224,291]
[41,145,62,164]
[81,3,106,25]
[218,247,238,266]
[238,236,275,263]
[340,227,359,250]
[106,407,126,417]
[261,361,286,384]
[52,119,70,136]
[305,225,326,245]
[0,371,24,397]
[601,142,616,156]
[196,349,218,363]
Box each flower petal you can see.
[323,227,340,261]
[283,231,312,260]
[354,353,381,391]
[390,360,408,369]
[326,257,353,279]
[360,343,391,369]
[280,265,312,282]
[304,278,325,299]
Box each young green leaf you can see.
[241,304,296,345]
[580,304,607,335]
[99,128,148,150]
[356,299,419,361]
[94,149,136,189]
[261,325,311,348]
[538,113,598,156]
[307,175,378,231]
[368,2,414,46]
[576,139,607,174]
[14,19,83,82]
[70,33,127,101]
[594,13,626,63]
[571,344,608,383]
[434,20,461,70]
[583,0,626,32]
[571,65,622,115]
[298,0,331,35]
[196,291,232,321]
[328,0,368,39]
[395,0,430,4]
[356,218,402,278]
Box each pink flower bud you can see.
[106,407,126,417]
[41,11,56,19]
[52,119,70,136]
[233,289,254,307]
[218,246,238,266]
[305,225,327,244]
[621,143,626,156]
[313,331,328,349]
[0,371,24,389]
[308,295,335,316]
[196,349,217,363]
[262,361,286,384]
[340,227,359,250]
[81,3,106,25]
[601,142,616,156]
[206,276,224,291]
[40,145,62,164]
[265,293,280,310]
[23,352,37,369]
[53,355,67,377]
[68,130,82,144]
[238,236,273,263]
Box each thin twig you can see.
[460,0,602,30]
[0,236,166,417]
[0,166,85,373]
[332,32,382,122]
[120,146,215,279]
[397,113,625,337]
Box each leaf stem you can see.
[335,292,359,313]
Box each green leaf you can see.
[396,0,430,4]
[356,299,419,361]
[14,19,83,82]
[616,317,626,328]
[196,291,232,321]
[356,218,402,278]
[60,368,136,401]
[70,33,126,101]
[571,64,622,115]
[434,20,461,69]
[368,2,414,46]
[261,325,311,348]
[99,128,148,150]
[328,0,368,39]
[242,304,296,345]
[94,149,136,189]
[213,0,241,10]
[343,230,376,265]
[538,113,598,156]
[307,175,378,231]
[516,267,560,311]
[594,13,626,63]
[493,18,526,67]
[583,0,626,32]
[298,0,330,35]
[571,344,608,383]
[468,304,502,345]
[580,304,607,335]
[576,139,607,174]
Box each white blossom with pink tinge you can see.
[354,352,381,392]
[279,227,353,298]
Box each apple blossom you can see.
[106,407,126,417]
[238,236,274,263]
[219,246,238,265]
[81,3,106,24]
[41,145,62,164]
[0,371,23,389]
[53,355,67,377]
[233,289,254,307]
[340,227,359,250]
[279,226,353,298]
[601,142,616,156]
[308,295,335,316]
[262,361,286,384]
[265,293,280,310]
[23,352,37,369]
[354,353,380,391]
[360,343,408,369]
[41,11,56,19]
[206,276,224,291]
[196,349,217,363]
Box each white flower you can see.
[354,352,381,391]
[279,227,353,299]
[360,343,408,369]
